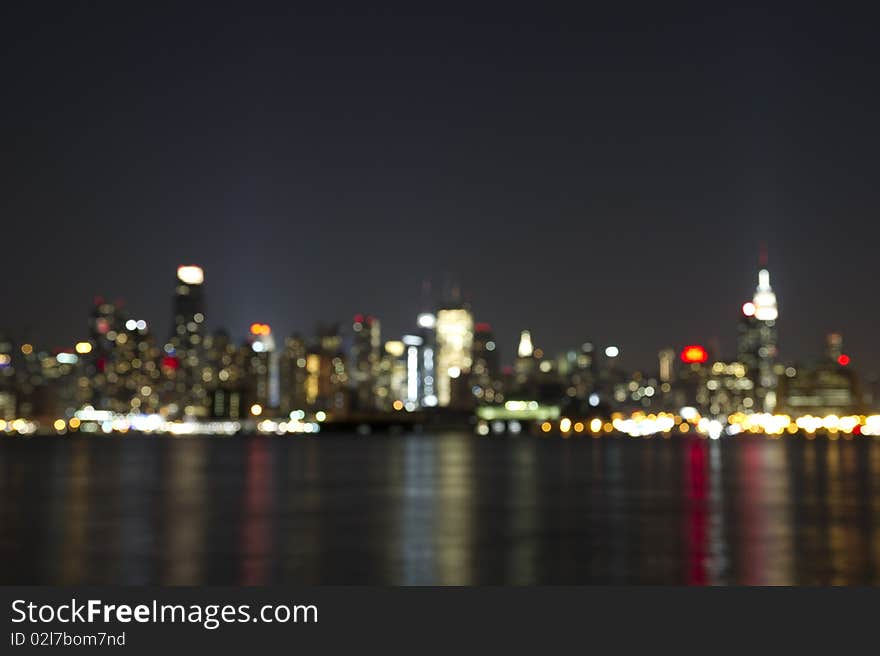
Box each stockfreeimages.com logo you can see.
[11,599,318,630]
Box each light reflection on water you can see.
[1,433,880,585]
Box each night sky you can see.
[3,5,879,372]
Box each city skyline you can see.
[2,260,874,440]
[0,259,872,375]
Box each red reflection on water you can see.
[684,440,708,585]
[241,439,273,585]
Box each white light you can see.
[605,346,619,358]
[56,353,78,365]
[448,366,461,379]
[125,319,137,331]
[486,341,496,351]
[407,346,419,402]
[680,406,699,421]
[589,393,600,407]
[252,341,265,352]
[136,320,147,331]
[417,313,436,329]
[177,265,204,285]
[315,411,327,422]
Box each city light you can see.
[176,265,204,285]
[250,323,271,336]
[0,262,873,439]
[680,344,708,364]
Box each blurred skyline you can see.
[2,5,879,370]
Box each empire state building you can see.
[738,268,779,412]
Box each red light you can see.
[838,354,851,367]
[353,314,364,324]
[162,356,179,370]
[681,345,708,364]
[475,322,492,333]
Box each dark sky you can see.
[2,4,879,372]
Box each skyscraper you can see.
[471,322,500,404]
[737,268,779,412]
[434,306,473,407]
[169,265,207,417]
[246,322,277,412]
[350,314,380,412]
[416,312,438,407]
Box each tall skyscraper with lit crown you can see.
[170,265,207,417]
[737,267,779,412]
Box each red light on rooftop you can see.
[161,355,179,370]
[475,322,492,333]
[681,345,708,364]
[838,354,851,367]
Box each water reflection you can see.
[1,434,880,585]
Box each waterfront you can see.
[1,433,879,585]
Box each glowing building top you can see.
[176,265,204,286]
[517,330,534,358]
[751,268,778,321]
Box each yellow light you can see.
[679,423,690,433]
[315,411,327,422]
[53,419,66,432]
[75,341,92,355]
[392,400,404,411]
[250,403,263,416]
[68,417,81,430]
[540,421,552,433]
[21,343,33,355]
[385,341,405,357]
[573,421,584,433]
[250,323,271,336]
[559,417,572,432]
[589,418,603,433]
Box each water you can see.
[1,432,878,585]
